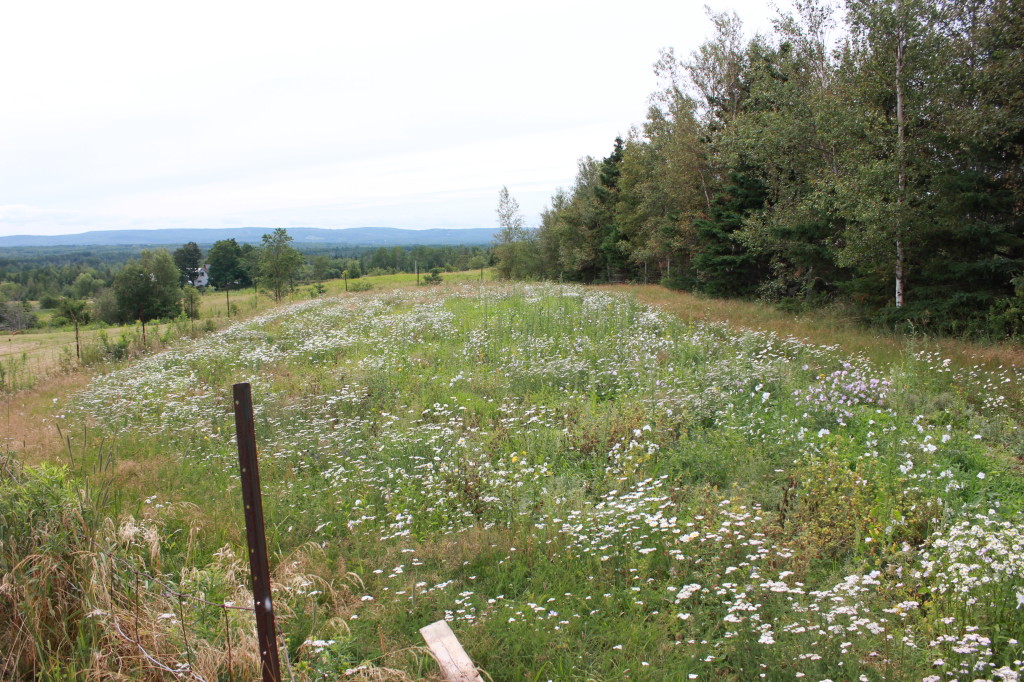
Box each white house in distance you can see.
[192,265,210,288]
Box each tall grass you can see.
[6,282,1024,679]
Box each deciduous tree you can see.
[493,187,538,279]
[207,238,243,315]
[113,249,181,343]
[834,0,945,308]
[259,229,304,302]
[56,297,89,359]
[173,242,203,286]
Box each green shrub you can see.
[0,462,90,677]
[420,267,444,285]
[348,279,374,292]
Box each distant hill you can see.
[0,226,500,248]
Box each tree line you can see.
[495,0,1023,337]
[0,234,493,331]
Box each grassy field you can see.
[3,281,1023,680]
[2,270,493,395]
[620,284,1024,372]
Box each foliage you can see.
[33,283,1024,679]
[309,254,332,283]
[692,168,769,296]
[54,296,90,326]
[206,238,245,290]
[92,287,120,325]
[0,246,127,302]
[259,228,304,302]
[616,95,706,285]
[492,186,538,280]
[113,249,182,325]
[534,154,619,283]
[72,271,104,299]
[594,137,627,278]
[525,0,1024,338]
[239,242,261,292]
[0,244,490,309]
[172,241,204,286]
[0,299,37,331]
[359,245,489,275]
[420,267,444,285]
[181,285,201,320]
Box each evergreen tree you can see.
[726,2,850,301]
[886,0,1024,332]
[530,0,1024,336]
[596,137,628,280]
[692,169,770,297]
[681,10,773,297]
[831,0,946,309]
[536,157,604,283]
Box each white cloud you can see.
[0,0,780,237]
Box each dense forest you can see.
[494,0,1023,336]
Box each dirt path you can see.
[1,371,92,466]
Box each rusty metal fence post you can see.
[233,382,282,682]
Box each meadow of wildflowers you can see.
[55,283,1024,680]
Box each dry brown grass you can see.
[2,324,174,387]
[1,492,388,680]
[616,284,1024,371]
[1,371,93,466]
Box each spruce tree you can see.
[692,169,770,297]
[595,137,628,280]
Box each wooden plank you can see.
[419,620,484,682]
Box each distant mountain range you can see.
[0,226,500,248]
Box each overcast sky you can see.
[0,0,783,238]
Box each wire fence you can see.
[82,383,288,681]
[1,383,334,680]
[97,549,263,681]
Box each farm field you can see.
[1,269,492,395]
[4,282,1024,680]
